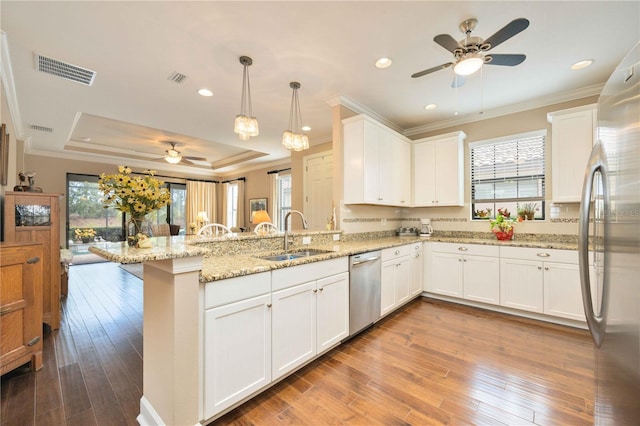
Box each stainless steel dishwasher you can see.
[349,250,381,337]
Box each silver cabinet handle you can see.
[458,247,468,251]
[536,252,550,257]
[579,141,608,347]
[394,250,400,255]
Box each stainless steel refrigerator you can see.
[579,42,640,424]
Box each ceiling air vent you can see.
[35,53,96,86]
[168,71,188,84]
[29,124,54,133]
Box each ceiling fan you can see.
[411,18,529,87]
[156,141,207,165]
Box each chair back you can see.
[197,223,231,236]
[151,223,171,237]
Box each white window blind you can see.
[471,130,546,219]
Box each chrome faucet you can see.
[284,210,308,251]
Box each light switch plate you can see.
[302,236,311,245]
[333,234,340,241]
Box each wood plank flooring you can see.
[1,261,596,425]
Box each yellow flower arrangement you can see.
[98,166,171,217]
[74,228,96,239]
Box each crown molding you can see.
[325,95,402,133]
[1,32,25,138]
[404,83,604,137]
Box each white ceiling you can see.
[2,1,638,177]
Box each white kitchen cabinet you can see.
[380,245,411,317]
[272,281,317,380]
[343,114,411,206]
[203,287,272,419]
[316,272,349,354]
[271,257,349,379]
[412,131,466,207]
[500,247,587,320]
[548,104,597,203]
[430,242,500,304]
[409,243,424,297]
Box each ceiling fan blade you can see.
[411,62,453,79]
[451,75,467,88]
[179,158,195,165]
[486,53,526,66]
[484,18,530,51]
[183,156,207,161]
[433,34,461,53]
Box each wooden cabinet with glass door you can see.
[4,192,63,329]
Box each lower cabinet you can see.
[430,243,500,305]
[381,245,411,317]
[409,243,424,297]
[203,273,272,420]
[500,247,587,321]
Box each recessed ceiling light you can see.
[301,125,311,132]
[570,59,594,70]
[375,57,392,69]
[424,104,437,110]
[198,88,213,96]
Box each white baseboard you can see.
[137,396,166,426]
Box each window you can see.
[274,174,291,231]
[470,130,546,220]
[226,182,239,228]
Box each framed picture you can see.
[249,198,267,222]
[0,123,9,186]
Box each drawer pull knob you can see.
[537,266,542,270]
[458,247,468,251]
[319,288,324,292]
[313,289,318,293]
[266,303,272,308]
[536,253,550,257]
[27,257,41,264]
[27,336,41,346]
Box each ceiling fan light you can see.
[454,54,484,76]
[164,149,182,164]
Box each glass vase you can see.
[127,216,145,246]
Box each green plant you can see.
[490,209,516,233]
[518,202,538,220]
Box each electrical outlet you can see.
[381,218,387,226]
[302,236,311,245]
[333,234,340,241]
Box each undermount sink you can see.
[257,249,332,262]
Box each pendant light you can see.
[234,56,259,140]
[282,81,309,151]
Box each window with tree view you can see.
[471,130,546,221]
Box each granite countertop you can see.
[89,233,579,283]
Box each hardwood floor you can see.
[1,261,596,425]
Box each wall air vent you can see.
[168,71,188,84]
[29,124,54,133]
[35,53,96,86]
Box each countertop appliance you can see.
[420,218,433,236]
[348,251,381,337]
[579,41,640,424]
[396,227,418,236]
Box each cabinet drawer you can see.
[205,272,271,309]
[432,242,499,257]
[272,257,348,292]
[382,244,412,261]
[500,247,577,263]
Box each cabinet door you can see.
[272,281,317,380]
[500,258,543,313]
[543,262,585,321]
[316,272,349,354]
[431,252,463,297]
[380,260,397,316]
[550,106,596,202]
[463,255,500,305]
[413,141,436,206]
[409,247,424,296]
[395,256,411,306]
[362,121,382,203]
[434,137,463,206]
[203,294,271,419]
[389,135,411,206]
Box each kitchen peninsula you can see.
[89,230,581,425]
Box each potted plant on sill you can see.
[490,208,516,240]
[517,202,538,221]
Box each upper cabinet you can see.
[547,104,597,203]
[343,115,411,206]
[412,131,466,207]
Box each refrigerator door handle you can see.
[579,142,608,347]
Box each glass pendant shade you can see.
[282,81,309,151]
[164,146,182,164]
[454,53,484,76]
[234,56,259,140]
